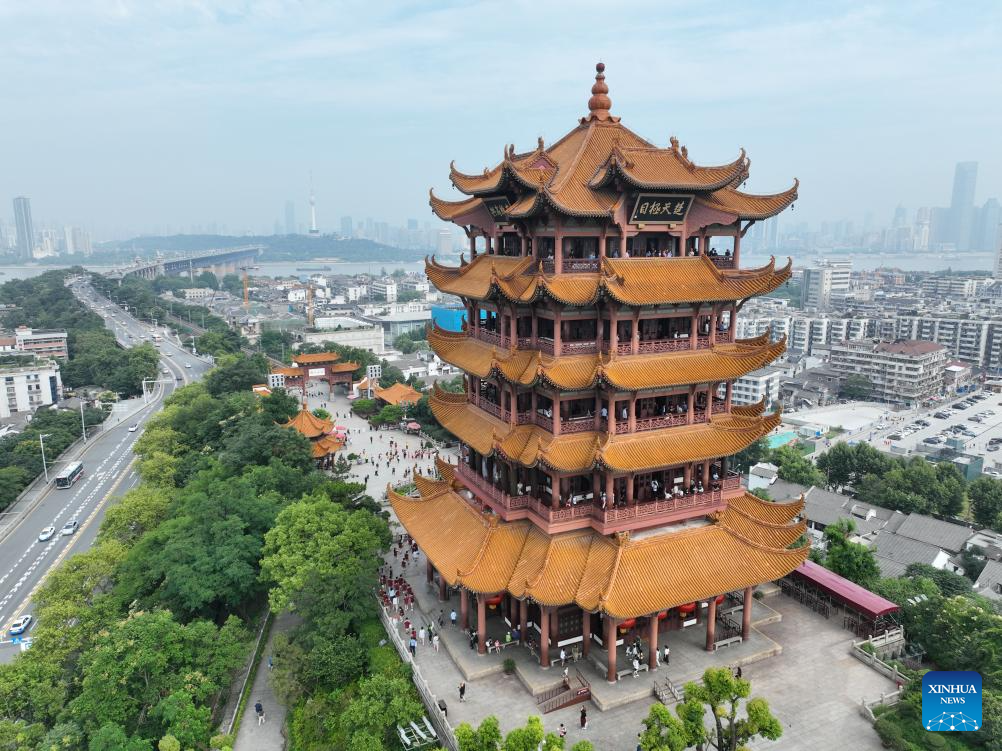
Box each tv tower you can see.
[308,173,320,237]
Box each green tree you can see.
[732,438,769,474]
[683,667,782,751]
[220,273,243,297]
[969,476,1002,528]
[260,388,300,424]
[456,715,503,751]
[334,674,424,750]
[373,404,404,426]
[260,495,389,633]
[816,442,854,490]
[771,445,824,486]
[840,374,873,400]
[204,353,268,397]
[89,723,154,751]
[638,702,696,751]
[394,333,417,354]
[312,407,331,420]
[822,518,879,588]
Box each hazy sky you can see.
[3,0,1001,238]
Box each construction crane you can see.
[306,282,315,328]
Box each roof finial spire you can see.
[586,62,613,121]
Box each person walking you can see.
[459,681,466,702]
[580,707,588,729]
[663,645,670,665]
[419,626,426,646]
[409,636,417,657]
[559,647,566,666]
[558,723,567,738]
[255,701,266,725]
[450,609,457,627]
[433,633,440,652]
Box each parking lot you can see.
[868,391,1002,475]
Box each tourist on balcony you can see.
[600,405,608,420]
[696,480,704,494]
[688,481,696,495]
[650,478,660,497]
[725,249,732,259]
[600,490,607,510]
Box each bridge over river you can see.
[107,245,263,280]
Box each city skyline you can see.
[1,1,1001,237]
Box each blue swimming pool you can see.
[767,431,797,449]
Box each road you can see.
[0,279,212,658]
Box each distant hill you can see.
[90,234,428,263]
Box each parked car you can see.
[887,434,903,441]
[923,437,943,445]
[934,411,951,419]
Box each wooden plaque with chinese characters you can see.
[630,194,693,224]
[484,197,511,221]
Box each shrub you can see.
[503,658,516,675]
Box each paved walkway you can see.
[232,612,296,751]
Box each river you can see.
[0,249,993,282]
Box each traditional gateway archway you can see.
[271,352,359,396]
[390,61,806,685]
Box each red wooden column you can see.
[733,224,741,266]
[460,588,469,630]
[605,617,618,683]
[647,615,659,670]
[695,599,703,624]
[426,559,434,585]
[439,574,448,601]
[477,594,487,655]
[540,606,551,667]
[686,386,695,425]
[690,307,700,349]
[519,599,528,643]
[582,609,591,657]
[631,309,640,354]
[705,597,717,651]
[742,586,753,640]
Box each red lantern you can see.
[678,602,696,615]
[656,610,668,620]
[715,594,725,605]
[617,617,637,633]
[486,594,503,610]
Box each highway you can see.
[0,279,212,659]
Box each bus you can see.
[54,461,84,489]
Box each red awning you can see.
[791,560,899,621]
[407,422,421,430]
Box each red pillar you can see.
[477,594,487,655]
[519,599,528,644]
[460,588,469,630]
[426,559,434,585]
[648,616,659,670]
[439,575,448,602]
[582,609,591,657]
[742,586,753,640]
[606,617,618,683]
[705,597,717,652]
[540,606,551,667]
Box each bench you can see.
[617,663,649,679]
[713,636,742,650]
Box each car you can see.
[916,420,931,427]
[952,403,966,410]
[37,526,55,542]
[61,520,79,536]
[923,437,943,444]
[971,416,983,423]
[989,446,1000,453]
[962,430,977,438]
[887,434,903,441]
[128,424,139,432]
[934,411,951,419]
[8,615,32,636]
[985,410,996,416]
[185,363,192,368]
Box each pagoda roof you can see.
[281,408,332,439]
[375,382,423,406]
[429,385,781,473]
[272,366,302,378]
[432,63,797,223]
[328,361,360,373]
[311,434,344,458]
[427,324,786,391]
[387,477,807,618]
[425,253,792,306]
[292,352,341,365]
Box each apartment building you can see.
[0,360,63,418]
[371,279,398,302]
[732,366,784,409]
[828,339,946,405]
[13,327,68,360]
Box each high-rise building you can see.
[403,64,806,675]
[284,200,296,235]
[975,198,1000,252]
[341,216,353,238]
[949,161,978,250]
[436,229,452,255]
[13,197,34,261]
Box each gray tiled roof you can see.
[975,559,1002,601]
[873,533,945,577]
[765,479,808,502]
[895,514,973,553]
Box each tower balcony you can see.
[454,461,743,535]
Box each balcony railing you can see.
[528,497,595,523]
[593,489,722,525]
[560,416,595,434]
[456,463,530,512]
[716,329,734,343]
[563,258,600,273]
[515,410,534,426]
[540,259,556,274]
[537,337,555,356]
[634,413,689,432]
[533,411,554,430]
[473,396,502,419]
[561,340,599,355]
[636,338,691,354]
[473,328,508,348]
[709,256,736,269]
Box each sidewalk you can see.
[233,612,296,751]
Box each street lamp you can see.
[39,433,50,483]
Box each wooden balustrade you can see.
[561,340,599,355]
[637,338,691,354]
[634,413,688,432]
[709,256,735,269]
[560,416,595,434]
[562,258,600,273]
